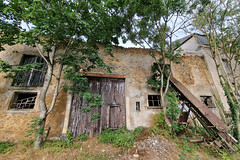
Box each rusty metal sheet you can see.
[170,75,229,132]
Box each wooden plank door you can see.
[68,77,125,137]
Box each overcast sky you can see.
[21,21,189,49]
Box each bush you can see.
[99,127,134,149]
[154,111,165,128]
[0,142,15,154]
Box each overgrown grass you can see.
[98,126,147,150]
[0,142,15,154]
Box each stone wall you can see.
[0,44,66,142]
[0,42,229,142]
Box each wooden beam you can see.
[84,73,125,79]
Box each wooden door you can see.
[68,77,125,137]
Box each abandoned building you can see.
[0,34,237,149]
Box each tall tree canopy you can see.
[193,0,240,140]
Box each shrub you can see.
[154,111,165,128]
[99,126,134,149]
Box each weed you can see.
[19,140,34,152]
[0,142,15,154]
[99,126,134,149]
[41,140,66,153]
[178,136,201,160]
[25,117,45,138]
[77,133,89,141]
[65,130,74,148]
[148,125,161,135]
[154,111,165,128]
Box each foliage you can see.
[25,117,45,139]
[219,151,232,160]
[154,90,185,136]
[178,136,200,160]
[223,83,240,140]
[193,0,240,140]
[77,133,89,142]
[166,91,185,135]
[1,0,127,148]
[123,0,188,127]
[0,142,15,154]
[41,140,66,153]
[65,130,74,148]
[0,1,20,51]
[0,61,43,80]
[99,127,135,149]
[61,53,106,121]
[154,111,165,128]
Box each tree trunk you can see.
[33,114,46,150]
[33,63,53,149]
[161,95,172,127]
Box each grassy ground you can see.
[0,127,239,160]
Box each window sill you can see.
[6,109,36,114]
[147,106,162,109]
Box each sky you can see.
[21,21,190,49]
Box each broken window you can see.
[222,59,231,74]
[12,55,47,87]
[200,96,215,108]
[148,95,161,106]
[9,93,37,109]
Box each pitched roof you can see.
[174,33,209,50]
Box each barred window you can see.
[12,55,47,87]
[9,93,37,109]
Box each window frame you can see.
[8,92,38,110]
[200,96,215,108]
[12,54,47,87]
[147,95,162,109]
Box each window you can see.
[9,93,37,109]
[148,95,161,107]
[222,59,231,74]
[12,55,47,87]
[200,96,215,108]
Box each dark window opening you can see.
[136,102,140,111]
[222,59,231,74]
[148,95,161,106]
[12,55,47,87]
[9,93,37,109]
[200,96,215,108]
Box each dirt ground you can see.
[0,134,220,160]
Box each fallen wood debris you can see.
[170,75,239,153]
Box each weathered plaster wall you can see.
[0,40,230,142]
[85,46,161,130]
[172,55,221,115]
[176,36,230,113]
[0,44,66,142]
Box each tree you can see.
[0,1,20,51]
[124,0,189,126]
[193,0,240,140]
[1,0,125,149]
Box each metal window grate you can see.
[9,93,37,109]
[148,95,161,106]
[12,55,47,87]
